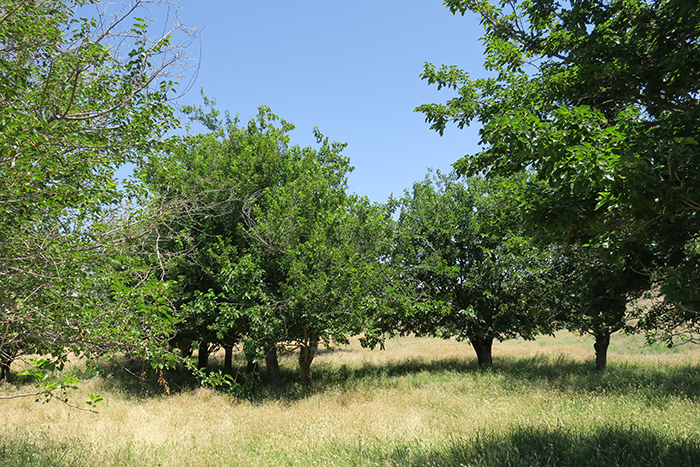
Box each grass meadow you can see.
[1,332,699,466]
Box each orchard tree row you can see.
[138,101,652,383]
[1,0,698,399]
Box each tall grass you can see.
[1,332,699,466]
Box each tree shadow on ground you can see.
[382,424,700,467]
[90,358,201,398]
[491,354,700,400]
[257,353,700,403]
[89,351,700,404]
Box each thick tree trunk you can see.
[197,341,209,370]
[470,337,494,368]
[265,346,281,385]
[223,344,233,375]
[298,329,318,385]
[594,331,611,371]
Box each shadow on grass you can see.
[88,350,700,404]
[379,424,700,467]
[2,423,696,467]
[499,355,700,399]
[91,358,200,398]
[271,355,700,405]
[295,353,700,401]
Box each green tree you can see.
[250,172,397,384]
[391,172,559,367]
[552,244,651,370]
[416,0,700,341]
[139,101,288,379]
[0,0,193,395]
[142,101,398,385]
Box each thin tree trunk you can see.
[173,338,193,358]
[470,336,494,368]
[265,345,281,385]
[223,344,233,375]
[197,340,209,370]
[0,360,9,381]
[182,342,193,358]
[299,344,313,385]
[299,328,318,385]
[594,331,611,371]
[246,359,259,375]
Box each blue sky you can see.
[157,1,486,202]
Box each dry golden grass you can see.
[1,332,699,466]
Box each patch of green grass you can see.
[0,435,84,467]
[244,352,700,406]
[90,357,200,398]
[452,423,698,467]
[2,334,699,467]
[609,333,693,356]
[3,423,696,467]
[300,423,700,467]
[491,355,700,400]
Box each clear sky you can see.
[154,1,487,203]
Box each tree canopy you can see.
[140,100,400,385]
[417,0,700,342]
[391,172,561,366]
[0,0,194,397]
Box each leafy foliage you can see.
[416,0,700,341]
[141,99,400,384]
[0,0,194,392]
[390,171,561,366]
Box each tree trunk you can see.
[470,336,494,368]
[174,338,193,358]
[0,360,10,382]
[223,344,233,375]
[246,359,259,375]
[298,329,318,385]
[265,345,281,385]
[299,345,313,385]
[594,331,611,371]
[197,341,209,370]
[182,343,193,358]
